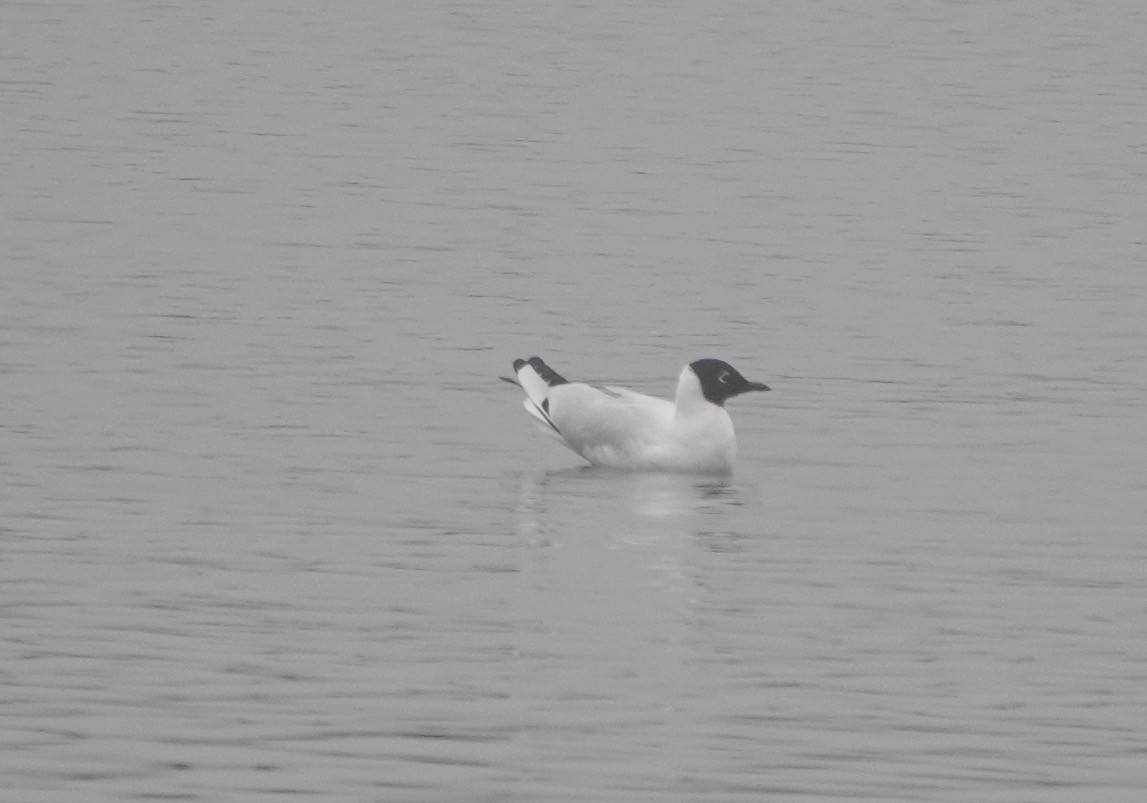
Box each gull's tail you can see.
[506,356,567,435]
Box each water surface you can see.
[2,1,1145,799]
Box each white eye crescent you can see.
[718,371,730,384]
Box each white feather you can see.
[515,362,552,411]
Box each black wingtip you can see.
[526,356,568,386]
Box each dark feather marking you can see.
[531,400,560,433]
[526,356,568,386]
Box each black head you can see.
[688,359,771,406]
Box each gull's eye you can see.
[718,371,730,384]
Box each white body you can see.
[519,365,737,473]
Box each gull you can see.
[503,356,770,473]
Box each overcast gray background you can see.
[3,1,1145,800]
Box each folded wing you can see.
[548,383,674,463]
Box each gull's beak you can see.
[745,381,771,392]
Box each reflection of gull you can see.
[511,468,703,717]
[511,468,744,713]
[503,357,770,473]
[625,472,733,520]
[511,468,750,722]
[514,468,736,543]
[513,470,704,582]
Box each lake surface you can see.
[3,1,1145,799]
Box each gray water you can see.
[3,1,1146,800]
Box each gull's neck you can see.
[673,366,716,417]
[671,365,737,470]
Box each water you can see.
[2,0,1145,799]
